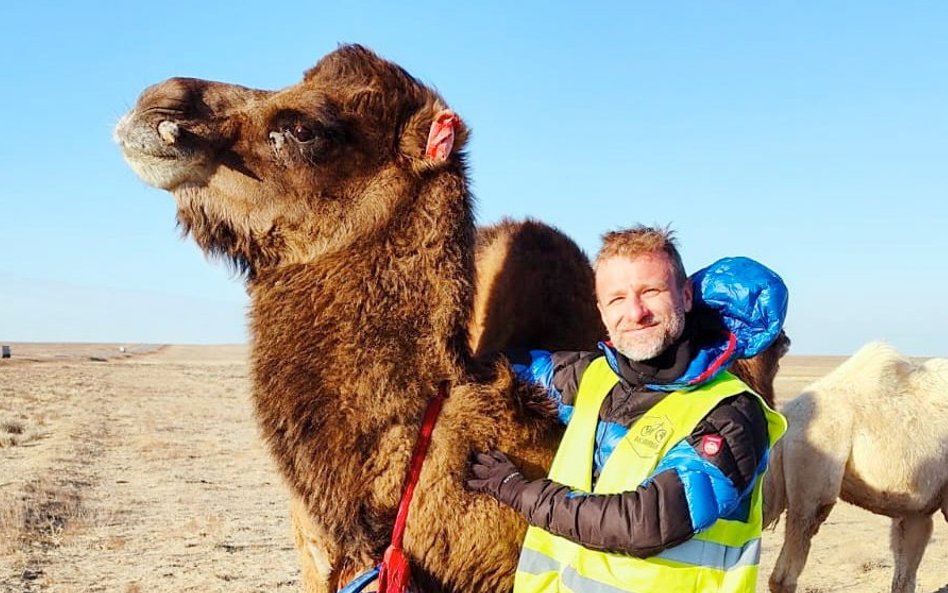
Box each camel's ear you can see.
[400,102,468,170]
[425,110,461,161]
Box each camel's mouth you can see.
[114,112,207,190]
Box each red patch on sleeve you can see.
[701,434,723,457]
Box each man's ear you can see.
[399,102,468,172]
[683,279,694,312]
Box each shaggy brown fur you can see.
[115,45,787,593]
[731,330,790,409]
[470,218,605,357]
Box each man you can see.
[467,225,788,593]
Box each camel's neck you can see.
[248,176,476,410]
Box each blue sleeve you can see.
[647,441,745,532]
[509,349,574,425]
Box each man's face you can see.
[595,253,693,361]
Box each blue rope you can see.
[338,565,381,593]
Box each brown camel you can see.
[115,44,788,593]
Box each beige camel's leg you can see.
[769,501,835,593]
[291,497,338,593]
[770,396,853,593]
[889,513,933,593]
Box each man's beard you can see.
[610,307,687,362]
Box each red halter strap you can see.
[377,380,450,593]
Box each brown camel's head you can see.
[115,44,469,276]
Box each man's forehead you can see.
[597,253,676,287]
[598,252,675,273]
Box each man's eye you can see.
[287,123,316,143]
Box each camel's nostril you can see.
[158,120,180,145]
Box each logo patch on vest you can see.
[630,415,674,458]
[701,434,723,457]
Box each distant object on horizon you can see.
[1,345,11,358]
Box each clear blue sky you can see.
[1,2,945,355]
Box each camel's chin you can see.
[121,150,206,191]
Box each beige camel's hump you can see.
[803,342,948,510]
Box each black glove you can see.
[466,450,528,507]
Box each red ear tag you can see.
[701,435,723,457]
[424,110,458,161]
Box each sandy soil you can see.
[1,345,945,593]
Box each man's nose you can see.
[623,296,651,324]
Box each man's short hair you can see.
[594,225,687,285]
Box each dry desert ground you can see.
[1,344,946,593]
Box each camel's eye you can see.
[287,123,316,143]
[271,107,341,151]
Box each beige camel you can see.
[115,45,788,593]
[764,341,948,593]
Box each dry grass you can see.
[0,478,86,552]
[0,476,101,593]
[1,419,24,435]
[0,416,44,448]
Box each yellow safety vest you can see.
[513,357,787,593]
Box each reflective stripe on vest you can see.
[513,357,787,593]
